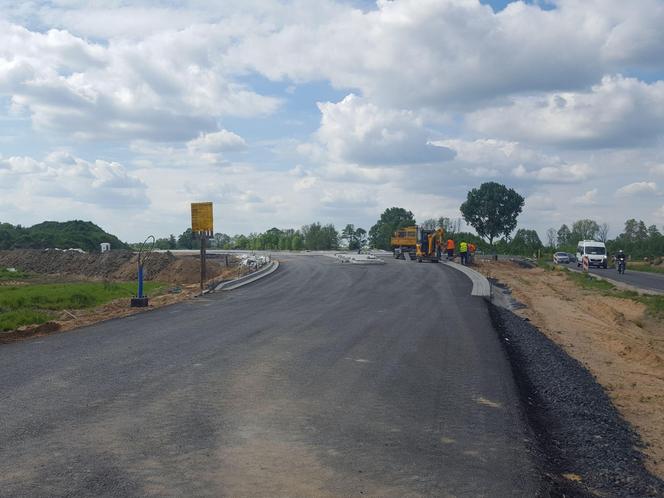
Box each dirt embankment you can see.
[477,260,664,480]
[0,249,235,285]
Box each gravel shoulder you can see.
[491,305,664,497]
[477,260,664,495]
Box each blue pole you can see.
[138,265,144,298]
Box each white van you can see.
[576,240,608,268]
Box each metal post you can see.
[200,235,207,292]
[138,265,144,298]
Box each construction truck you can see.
[416,227,444,263]
[390,226,418,259]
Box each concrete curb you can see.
[214,260,280,291]
[440,261,491,297]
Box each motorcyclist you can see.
[615,250,627,273]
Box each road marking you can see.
[475,396,503,409]
[344,357,372,363]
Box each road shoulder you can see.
[490,305,664,497]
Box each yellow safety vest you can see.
[460,242,468,253]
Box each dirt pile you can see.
[477,260,664,480]
[0,249,235,285]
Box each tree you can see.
[420,218,438,230]
[571,219,599,242]
[168,234,177,249]
[597,223,610,243]
[369,207,416,250]
[341,224,357,249]
[213,233,231,249]
[177,229,194,249]
[355,228,368,251]
[636,220,649,241]
[291,233,303,251]
[648,224,661,238]
[459,182,524,247]
[545,228,557,249]
[154,237,172,250]
[511,229,543,256]
[302,222,338,250]
[557,224,572,248]
[621,219,639,241]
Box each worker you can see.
[446,239,455,260]
[459,241,468,265]
[468,242,477,265]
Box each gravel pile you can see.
[490,305,664,497]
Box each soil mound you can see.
[0,249,231,284]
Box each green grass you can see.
[567,271,616,292]
[0,268,30,280]
[565,269,664,318]
[0,281,162,331]
[625,261,664,275]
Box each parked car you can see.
[553,252,571,264]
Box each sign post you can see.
[191,202,214,293]
[582,255,589,273]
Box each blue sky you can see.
[1,0,664,242]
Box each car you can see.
[553,252,570,264]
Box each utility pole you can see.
[200,234,207,293]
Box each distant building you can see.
[100,242,111,253]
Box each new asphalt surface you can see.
[1,255,542,497]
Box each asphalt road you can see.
[564,261,664,292]
[1,256,541,497]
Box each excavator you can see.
[391,225,444,262]
[416,227,444,263]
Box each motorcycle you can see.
[617,259,626,274]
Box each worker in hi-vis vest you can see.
[446,239,455,260]
[459,241,468,266]
[468,242,477,265]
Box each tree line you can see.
[550,218,664,260]
[160,223,363,252]
[0,221,129,252]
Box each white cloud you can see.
[187,130,247,153]
[435,138,592,184]
[0,22,281,140]
[616,181,657,197]
[0,151,148,208]
[574,188,599,205]
[293,176,318,191]
[525,193,556,213]
[468,76,664,147]
[313,94,454,166]
[226,0,664,109]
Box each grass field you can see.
[625,261,664,275]
[0,281,162,331]
[0,268,30,280]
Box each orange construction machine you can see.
[391,226,418,259]
[416,227,444,263]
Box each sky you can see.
[1,0,664,242]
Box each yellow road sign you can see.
[191,202,213,234]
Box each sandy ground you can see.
[475,260,664,479]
